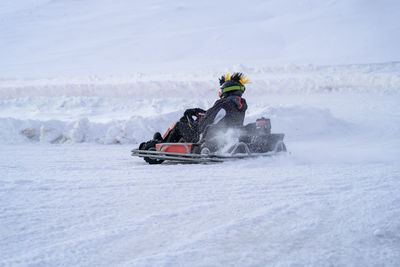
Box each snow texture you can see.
[1,0,400,266]
[0,0,400,78]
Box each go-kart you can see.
[131,114,286,164]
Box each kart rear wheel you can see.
[142,141,164,164]
[274,141,287,152]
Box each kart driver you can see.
[164,72,249,143]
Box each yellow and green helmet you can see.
[218,72,249,98]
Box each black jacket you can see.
[197,95,247,133]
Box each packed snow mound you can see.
[0,106,351,144]
[0,0,399,77]
[0,116,171,144]
[248,106,352,140]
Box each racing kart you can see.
[131,114,287,164]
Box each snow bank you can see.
[0,116,172,145]
[249,106,352,140]
[0,105,352,145]
[1,74,399,147]
[1,62,399,100]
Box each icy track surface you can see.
[1,145,400,266]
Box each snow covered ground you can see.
[1,79,400,265]
[1,0,400,266]
[1,144,399,266]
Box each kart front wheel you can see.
[142,141,164,165]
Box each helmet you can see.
[218,72,249,98]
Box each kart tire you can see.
[274,141,287,152]
[142,141,164,164]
